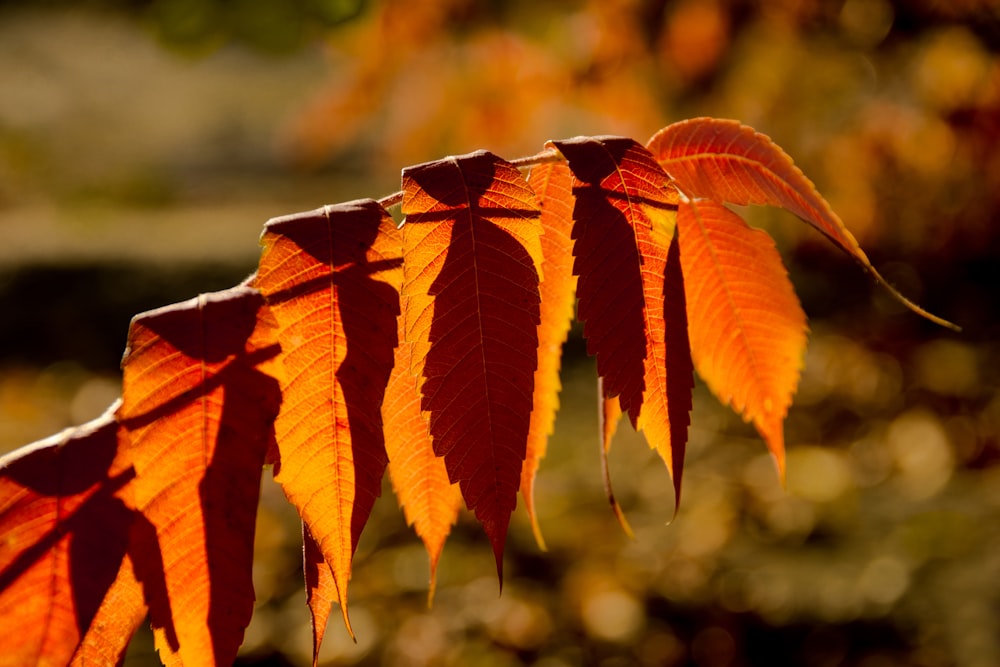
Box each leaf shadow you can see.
[0,419,136,641]
[563,139,650,422]
[120,287,282,662]
[406,152,542,576]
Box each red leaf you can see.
[550,136,693,508]
[254,200,402,639]
[647,117,957,330]
[0,407,141,667]
[677,199,807,478]
[401,150,544,582]
[118,284,280,666]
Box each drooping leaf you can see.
[597,379,633,538]
[550,136,693,508]
[677,198,807,479]
[646,117,958,330]
[521,161,578,550]
[118,284,281,667]
[0,406,141,667]
[383,313,461,602]
[401,150,544,581]
[254,201,402,638]
[302,523,338,666]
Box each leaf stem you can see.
[377,191,404,209]
[508,148,564,169]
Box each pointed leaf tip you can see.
[384,312,462,605]
[675,198,806,480]
[647,117,958,331]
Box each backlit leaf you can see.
[118,284,280,667]
[550,136,693,508]
[521,161,577,550]
[303,523,337,666]
[401,150,544,581]
[254,201,402,638]
[70,541,146,667]
[0,406,140,667]
[646,117,958,330]
[678,199,807,479]
[383,318,461,601]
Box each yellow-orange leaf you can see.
[254,201,402,639]
[0,407,141,667]
[647,117,957,330]
[678,199,807,479]
[550,136,693,507]
[383,319,461,601]
[401,150,544,580]
[118,285,280,667]
[521,161,577,550]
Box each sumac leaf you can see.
[118,284,280,666]
[551,136,693,508]
[254,200,402,640]
[401,150,544,582]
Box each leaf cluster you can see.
[0,117,954,667]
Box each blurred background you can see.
[1,0,998,665]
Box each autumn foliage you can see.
[0,118,954,667]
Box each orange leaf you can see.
[383,314,461,602]
[118,284,281,666]
[647,117,958,330]
[302,523,337,666]
[550,136,693,508]
[0,406,141,667]
[70,543,146,667]
[254,201,402,639]
[678,199,807,479]
[401,150,544,582]
[521,161,577,550]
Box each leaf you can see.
[118,284,281,667]
[254,200,402,639]
[521,161,578,550]
[383,314,461,602]
[646,117,958,331]
[0,405,141,667]
[302,523,337,666]
[597,379,633,538]
[69,543,146,667]
[550,136,694,508]
[677,198,807,479]
[401,150,544,581]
